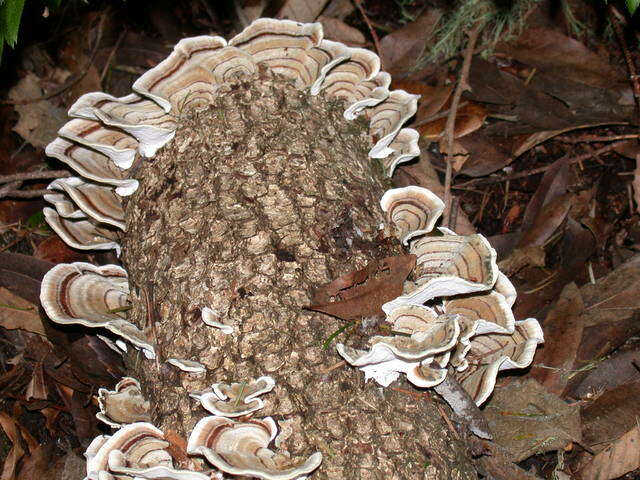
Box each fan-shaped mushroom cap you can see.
[68,93,176,158]
[190,376,275,418]
[107,449,209,480]
[85,422,171,480]
[453,318,544,405]
[167,358,206,374]
[306,40,351,94]
[383,233,498,314]
[407,351,451,388]
[201,306,234,334]
[40,262,154,357]
[133,36,229,112]
[187,416,322,480]
[380,186,444,245]
[57,118,138,170]
[46,177,125,230]
[337,307,461,387]
[367,90,419,160]
[45,138,138,196]
[318,47,380,99]
[43,207,120,252]
[97,377,151,428]
[381,128,420,177]
[43,188,87,220]
[336,71,390,119]
[444,291,516,372]
[494,272,517,308]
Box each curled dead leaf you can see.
[307,254,416,321]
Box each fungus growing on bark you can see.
[187,416,323,480]
[40,263,154,358]
[190,376,275,417]
[84,422,172,480]
[167,358,207,374]
[97,377,151,428]
[380,186,445,245]
[40,16,542,479]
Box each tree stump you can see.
[121,68,477,479]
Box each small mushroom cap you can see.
[97,377,151,428]
[381,128,420,177]
[85,422,170,479]
[454,318,544,405]
[407,352,450,388]
[46,177,125,230]
[57,118,138,170]
[192,376,275,418]
[341,71,391,119]
[380,186,445,245]
[68,92,176,157]
[201,306,233,334]
[45,138,138,196]
[187,416,322,480]
[108,449,209,480]
[43,207,120,252]
[383,233,498,314]
[167,358,206,373]
[337,309,461,388]
[367,90,420,160]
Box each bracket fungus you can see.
[39,16,544,479]
[97,377,151,428]
[190,376,276,418]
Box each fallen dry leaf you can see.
[517,193,574,248]
[581,381,640,453]
[0,287,46,336]
[379,8,441,75]
[579,425,640,480]
[418,102,488,141]
[530,282,584,395]
[318,16,365,46]
[277,0,329,22]
[571,347,640,399]
[8,73,67,149]
[497,28,624,89]
[484,378,581,462]
[308,254,416,321]
[521,156,571,232]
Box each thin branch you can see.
[353,0,383,67]
[100,28,128,83]
[454,142,625,189]
[0,170,72,185]
[610,5,640,116]
[442,21,483,228]
[0,189,51,199]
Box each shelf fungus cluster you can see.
[38,16,543,479]
[339,186,543,405]
[85,376,320,480]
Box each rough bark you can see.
[121,69,477,479]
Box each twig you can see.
[0,170,71,185]
[0,227,39,254]
[436,403,460,440]
[100,28,128,83]
[410,101,469,129]
[556,133,640,143]
[0,13,105,106]
[0,189,50,200]
[454,142,625,189]
[442,21,483,228]
[353,0,383,67]
[610,5,640,116]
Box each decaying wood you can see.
[121,69,477,479]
